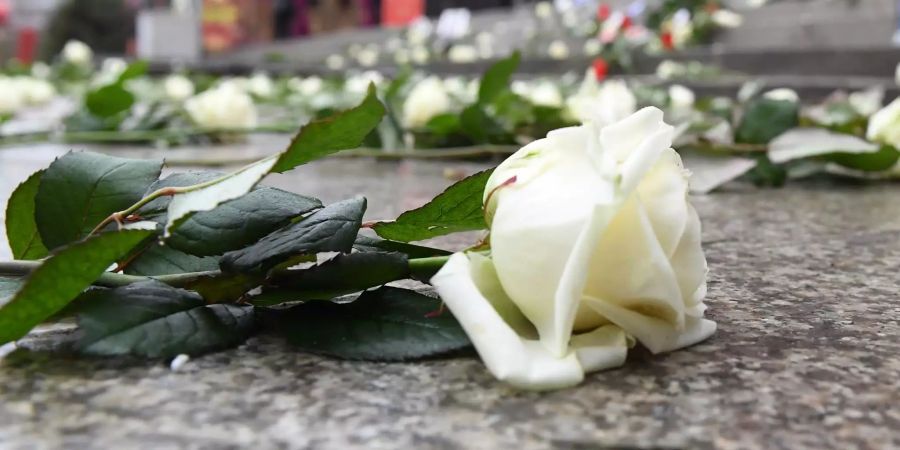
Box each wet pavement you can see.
[1,144,900,449]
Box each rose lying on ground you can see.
[565,71,636,125]
[184,83,258,130]
[867,96,900,149]
[403,76,452,129]
[432,107,716,390]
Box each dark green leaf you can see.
[425,113,462,135]
[253,252,410,306]
[271,85,386,173]
[86,84,135,118]
[5,170,49,260]
[77,280,255,358]
[746,155,787,187]
[220,197,366,274]
[827,146,900,172]
[182,273,261,304]
[353,235,451,258]
[478,51,521,105]
[124,244,219,276]
[35,152,163,250]
[373,170,492,242]
[141,171,322,256]
[267,286,470,361]
[0,229,154,345]
[736,99,800,145]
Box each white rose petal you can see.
[248,73,275,98]
[848,87,883,117]
[164,74,195,101]
[668,84,695,117]
[548,40,570,60]
[763,88,799,103]
[402,76,451,128]
[867,97,900,149]
[448,45,478,64]
[711,9,743,28]
[433,107,716,389]
[565,71,637,125]
[62,40,93,65]
[185,84,258,130]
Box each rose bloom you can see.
[402,76,451,129]
[432,107,715,390]
[164,75,195,102]
[565,71,636,125]
[867,97,900,149]
[61,40,93,66]
[184,84,258,130]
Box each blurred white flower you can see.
[411,46,430,65]
[548,40,570,60]
[326,54,346,70]
[534,1,553,19]
[185,83,258,129]
[583,39,602,56]
[894,62,900,86]
[0,77,27,113]
[62,40,93,66]
[346,71,384,97]
[526,81,564,108]
[848,88,883,117]
[289,76,324,97]
[655,60,684,80]
[356,46,380,67]
[668,84,695,114]
[448,45,478,64]
[711,9,743,28]
[31,62,51,79]
[101,58,127,77]
[408,17,434,44]
[867,97,900,148]
[565,71,636,124]
[164,74,195,101]
[394,48,410,65]
[248,73,275,98]
[443,76,476,102]
[763,88,799,103]
[403,76,451,128]
[18,77,57,105]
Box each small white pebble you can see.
[170,354,190,371]
[0,342,17,359]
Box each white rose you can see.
[763,88,799,103]
[248,73,275,98]
[62,40,93,66]
[402,76,451,129]
[525,81,564,108]
[432,107,716,390]
[0,77,26,114]
[534,1,553,19]
[326,54,346,70]
[565,71,636,125]
[185,84,258,129]
[668,84,695,115]
[448,45,478,64]
[655,60,684,80]
[346,71,384,97]
[164,75,195,101]
[289,76,323,97]
[411,46,430,65]
[356,47,380,67]
[848,87,883,117]
[18,77,56,105]
[31,62,51,79]
[583,39,602,56]
[711,9,743,28]
[867,97,900,149]
[547,40,570,60]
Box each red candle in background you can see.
[597,3,610,21]
[660,31,674,50]
[592,58,608,81]
[16,28,38,65]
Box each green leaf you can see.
[353,235,451,258]
[827,146,900,172]
[425,113,462,136]
[86,84,135,118]
[116,60,148,83]
[162,89,382,235]
[253,252,410,306]
[736,98,800,145]
[746,155,787,187]
[77,280,255,358]
[271,85,386,173]
[5,170,49,260]
[267,286,470,361]
[142,172,321,256]
[34,152,163,250]
[373,170,492,242]
[124,244,220,276]
[478,52,521,105]
[0,229,154,345]
[220,197,366,274]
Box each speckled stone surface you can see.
[1,153,900,449]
